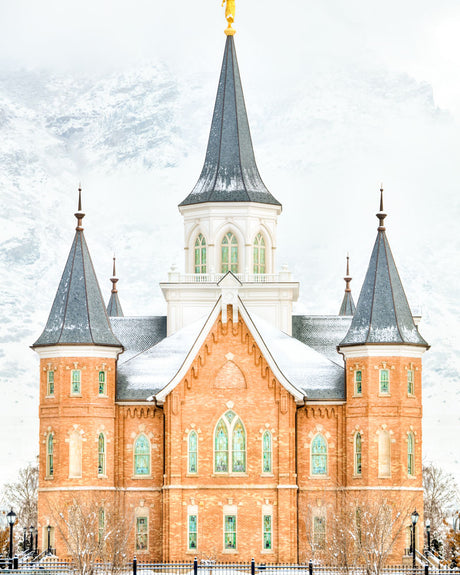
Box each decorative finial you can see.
[376,184,387,231]
[344,253,352,293]
[75,184,85,231]
[110,255,119,294]
[222,0,236,35]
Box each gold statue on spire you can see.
[221,0,236,35]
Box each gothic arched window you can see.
[98,433,105,476]
[188,430,198,474]
[262,431,272,474]
[221,232,238,273]
[194,234,207,274]
[46,433,54,477]
[407,432,415,476]
[354,432,362,476]
[253,233,266,274]
[311,434,327,476]
[214,411,246,473]
[134,434,150,476]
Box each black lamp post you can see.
[7,509,16,569]
[47,525,51,555]
[29,525,34,552]
[426,518,431,554]
[34,528,38,555]
[411,509,419,569]
[23,527,27,552]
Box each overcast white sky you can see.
[0,0,459,492]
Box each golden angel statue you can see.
[221,0,236,35]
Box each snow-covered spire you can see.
[107,256,124,317]
[338,254,356,316]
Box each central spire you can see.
[179,35,280,207]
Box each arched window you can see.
[380,369,389,394]
[354,432,362,476]
[194,234,207,274]
[46,434,54,477]
[253,233,266,274]
[378,430,391,477]
[69,430,82,478]
[262,431,272,473]
[134,434,150,476]
[98,508,105,544]
[311,434,327,476]
[221,232,238,273]
[98,433,105,476]
[407,432,415,476]
[188,431,198,474]
[214,411,246,473]
[355,370,362,395]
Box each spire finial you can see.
[222,0,236,35]
[75,184,85,231]
[344,253,352,293]
[110,255,119,294]
[376,184,387,231]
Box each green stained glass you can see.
[311,434,327,475]
[188,515,197,549]
[47,434,54,476]
[380,369,389,393]
[253,233,266,273]
[232,422,245,472]
[98,371,106,395]
[224,515,236,549]
[189,431,197,474]
[263,431,272,473]
[407,433,414,475]
[407,370,414,395]
[215,420,228,472]
[98,433,105,475]
[47,371,54,395]
[134,434,150,475]
[98,508,105,544]
[225,411,235,423]
[222,233,238,273]
[355,370,362,394]
[355,433,362,475]
[194,234,207,273]
[263,515,272,549]
[71,370,81,394]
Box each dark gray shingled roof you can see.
[340,208,428,347]
[179,35,280,207]
[293,315,352,365]
[33,226,121,347]
[111,316,167,364]
[339,291,356,316]
[107,292,124,317]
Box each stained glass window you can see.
[354,433,362,476]
[263,514,272,550]
[232,422,245,473]
[380,369,389,394]
[47,434,54,477]
[407,370,414,395]
[134,434,150,476]
[311,434,327,476]
[262,431,272,473]
[98,371,106,395]
[71,370,81,394]
[407,433,414,476]
[215,420,228,472]
[136,517,148,551]
[188,431,198,474]
[188,514,197,550]
[224,515,236,549]
[98,508,105,544]
[47,371,54,396]
[194,234,207,274]
[225,411,236,423]
[253,233,266,274]
[221,232,238,273]
[355,370,362,395]
[98,433,105,475]
[313,516,326,548]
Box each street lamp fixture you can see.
[34,528,38,555]
[426,518,431,553]
[6,509,16,569]
[47,525,52,555]
[29,525,34,552]
[411,509,419,569]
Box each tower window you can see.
[47,371,55,396]
[136,516,148,551]
[311,434,328,476]
[188,430,198,474]
[221,232,238,273]
[98,433,105,476]
[98,508,105,544]
[407,432,415,476]
[98,371,106,395]
[224,515,237,550]
[134,434,151,476]
[188,514,197,550]
[253,233,266,274]
[378,429,391,477]
[354,432,362,476]
[379,369,389,394]
[313,516,326,549]
[214,411,246,473]
[194,234,207,274]
[263,514,272,550]
[407,370,414,395]
[355,370,362,395]
[71,370,81,395]
[46,433,54,477]
[262,431,272,474]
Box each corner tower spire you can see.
[179,34,280,207]
[338,254,356,316]
[340,188,428,347]
[107,256,124,317]
[33,188,121,347]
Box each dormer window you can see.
[221,232,238,273]
[194,234,207,274]
[253,233,266,274]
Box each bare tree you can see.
[3,463,38,530]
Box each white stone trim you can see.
[338,345,426,359]
[298,486,423,492]
[39,486,162,492]
[34,346,122,359]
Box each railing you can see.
[166,273,291,284]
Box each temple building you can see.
[33,19,429,564]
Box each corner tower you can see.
[32,190,123,556]
[161,30,298,335]
[338,189,429,560]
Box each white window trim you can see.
[253,232,267,275]
[353,432,362,477]
[46,370,55,397]
[98,432,106,477]
[46,433,54,479]
[187,505,198,552]
[188,430,198,475]
[379,369,390,396]
[135,514,149,553]
[261,505,274,553]
[354,370,362,396]
[220,230,240,274]
[98,370,107,396]
[214,412,246,475]
[70,369,81,396]
[223,505,238,553]
[310,433,328,478]
[377,430,392,478]
[261,430,272,475]
[132,434,152,479]
[407,432,415,477]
